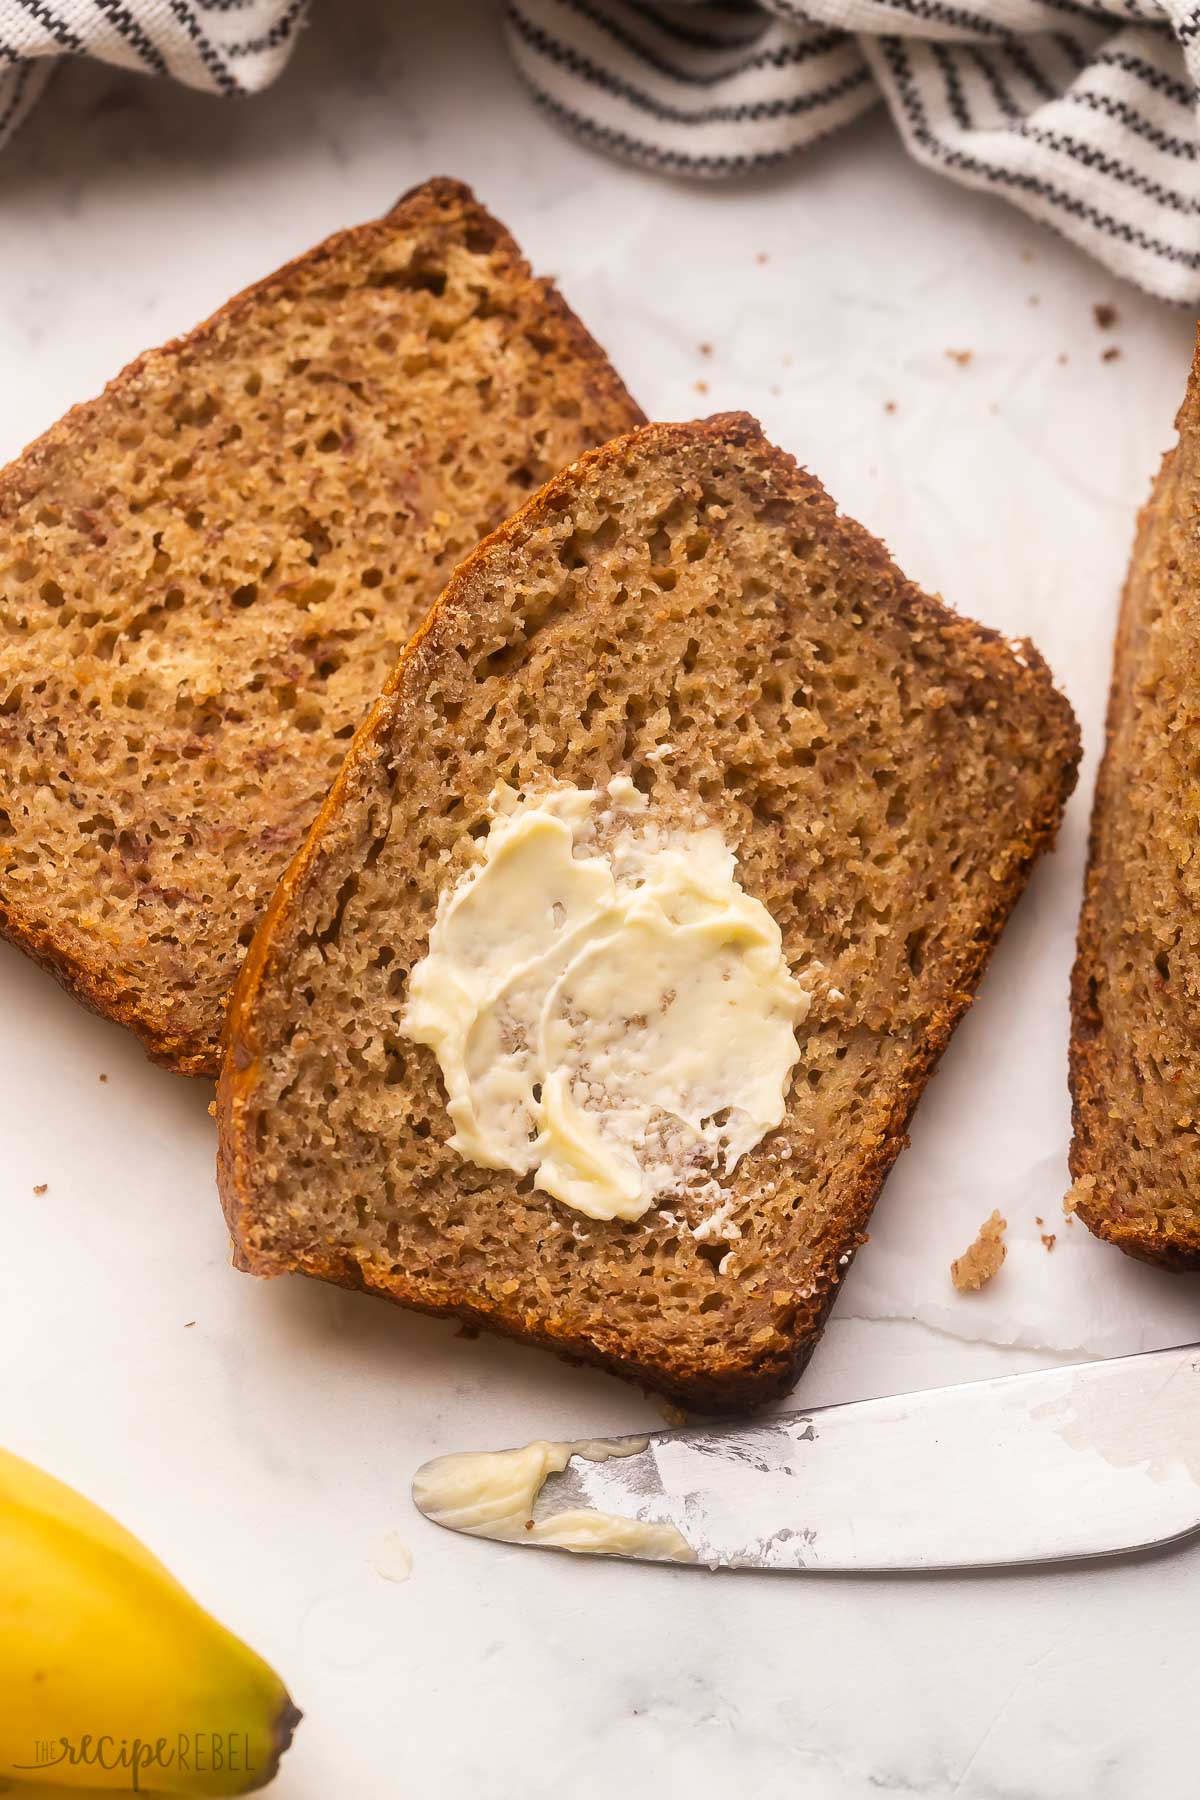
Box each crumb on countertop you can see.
[1057,353,1069,365]
[945,349,973,367]
[99,1072,107,1082]
[694,379,709,395]
[1101,346,1121,363]
[1093,303,1118,330]
[884,400,897,413]
[1041,1233,1057,1253]
[698,341,712,357]
[951,1211,1007,1292]
[33,1183,47,1195]
[755,252,769,265]
[661,1402,689,1428]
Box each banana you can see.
[0,1449,299,1795]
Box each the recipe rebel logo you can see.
[14,1729,260,1790]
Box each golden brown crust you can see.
[218,413,1079,1409]
[0,891,210,1074]
[1069,332,1200,1269]
[0,177,642,1074]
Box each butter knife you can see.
[411,1345,1200,1570]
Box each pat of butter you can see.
[412,1438,697,1563]
[401,779,809,1223]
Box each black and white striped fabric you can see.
[2,0,1197,303]
[508,0,1200,303]
[0,0,307,152]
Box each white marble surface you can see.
[2,3,1198,1795]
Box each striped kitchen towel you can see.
[508,0,1200,303]
[1,0,1196,304]
[0,1,306,149]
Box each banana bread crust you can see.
[1069,332,1200,1269]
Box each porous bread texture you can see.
[219,414,1080,1411]
[1070,330,1200,1268]
[0,177,642,1075]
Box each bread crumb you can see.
[1041,1233,1056,1252]
[1034,1215,1044,1226]
[884,400,897,414]
[698,342,712,357]
[1064,1175,1094,1216]
[1101,346,1121,363]
[1093,303,1118,330]
[951,1211,1007,1292]
[694,379,709,395]
[184,1319,196,1328]
[1057,353,1069,365]
[769,384,781,396]
[33,1183,47,1195]
[207,1099,217,1118]
[755,252,769,265]
[661,1402,688,1427]
[945,349,973,367]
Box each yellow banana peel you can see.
[0,1449,299,1794]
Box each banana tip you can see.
[276,1694,303,1754]
[256,1693,302,1789]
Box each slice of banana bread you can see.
[0,178,642,1075]
[1069,332,1200,1267]
[218,415,1079,1411]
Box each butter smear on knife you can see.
[412,1437,696,1562]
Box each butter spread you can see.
[401,779,809,1223]
[411,1438,697,1562]
[371,1532,413,1583]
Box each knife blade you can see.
[411,1344,1200,1570]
